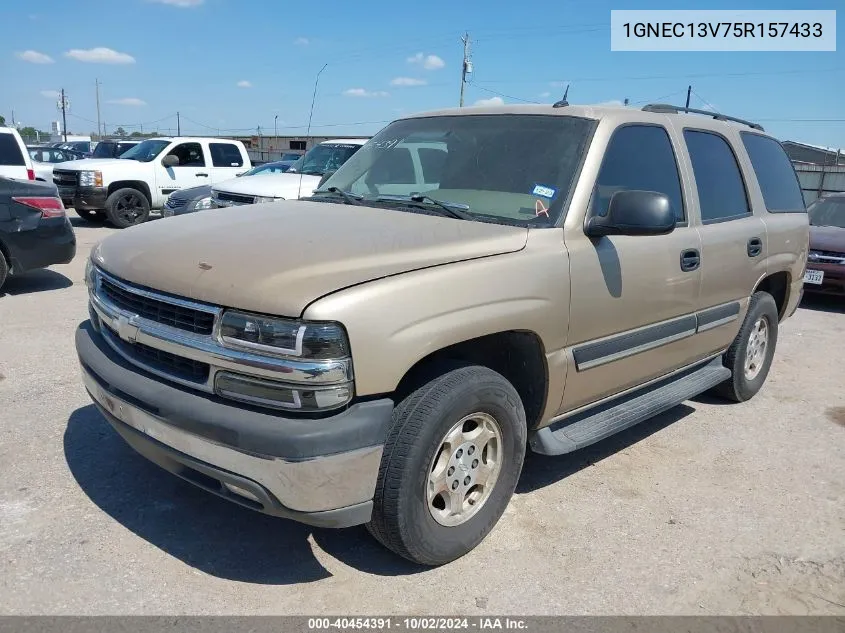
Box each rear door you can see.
[680,128,767,355]
[207,142,248,183]
[0,131,30,180]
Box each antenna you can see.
[299,63,327,198]
[553,84,569,108]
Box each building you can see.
[783,140,845,205]
[232,134,371,163]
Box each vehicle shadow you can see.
[63,405,428,583]
[0,268,73,296]
[799,294,845,314]
[517,404,696,494]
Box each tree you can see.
[114,126,127,137]
[130,131,143,138]
[0,115,5,126]
[18,126,38,138]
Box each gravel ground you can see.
[1,218,843,615]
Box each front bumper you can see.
[75,321,394,528]
[803,262,845,297]
[58,185,108,210]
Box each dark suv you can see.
[91,140,140,159]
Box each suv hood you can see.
[213,172,321,199]
[809,225,845,252]
[93,200,528,316]
[55,158,138,171]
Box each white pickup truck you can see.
[53,137,251,228]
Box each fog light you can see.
[214,371,352,412]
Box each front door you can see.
[561,123,704,413]
[158,141,210,201]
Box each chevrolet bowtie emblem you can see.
[114,315,140,344]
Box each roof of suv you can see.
[399,103,770,136]
[321,138,369,145]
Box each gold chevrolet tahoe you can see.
[76,103,809,565]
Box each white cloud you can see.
[107,97,147,106]
[236,80,252,88]
[40,90,61,99]
[294,37,309,45]
[64,47,135,64]
[15,50,54,64]
[549,81,569,88]
[473,96,505,106]
[148,0,204,6]
[539,91,551,98]
[407,52,445,70]
[343,88,389,98]
[390,77,427,87]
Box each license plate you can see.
[804,269,824,285]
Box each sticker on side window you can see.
[531,184,557,199]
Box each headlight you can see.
[79,171,103,187]
[192,196,213,210]
[254,196,283,204]
[84,257,96,288]
[214,372,352,411]
[218,311,349,359]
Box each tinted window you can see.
[210,143,244,167]
[684,130,750,223]
[167,142,205,167]
[0,133,25,166]
[807,197,845,229]
[593,125,684,221]
[741,133,806,213]
[369,147,416,184]
[418,147,447,183]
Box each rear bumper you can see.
[3,217,76,274]
[803,262,845,297]
[58,185,108,210]
[75,322,394,527]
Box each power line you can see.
[471,84,541,104]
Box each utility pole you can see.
[176,111,181,136]
[274,114,278,148]
[95,79,102,138]
[685,85,691,112]
[59,89,69,142]
[459,32,471,107]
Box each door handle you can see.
[680,248,700,272]
[196,172,209,177]
[747,237,763,257]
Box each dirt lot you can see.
[1,217,843,615]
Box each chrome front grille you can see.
[103,325,210,383]
[99,276,216,335]
[53,170,78,186]
[809,249,845,264]
[214,191,255,205]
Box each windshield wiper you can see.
[375,194,475,221]
[311,187,362,205]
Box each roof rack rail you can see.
[641,103,764,132]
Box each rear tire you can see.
[105,188,150,228]
[367,364,526,566]
[75,209,106,222]
[0,250,8,291]
[712,291,779,402]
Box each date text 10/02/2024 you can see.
[307,618,528,630]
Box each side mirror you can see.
[317,171,335,188]
[162,154,180,168]
[585,190,675,237]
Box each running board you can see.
[529,358,731,456]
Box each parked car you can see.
[27,146,85,182]
[53,137,251,227]
[280,152,304,162]
[162,161,296,217]
[57,140,94,156]
[0,127,36,182]
[803,192,845,296]
[90,139,141,159]
[210,139,366,207]
[75,103,807,565]
[0,177,76,290]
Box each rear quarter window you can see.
[0,133,26,166]
[740,133,806,213]
[210,143,244,167]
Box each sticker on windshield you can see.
[535,199,549,218]
[532,184,557,199]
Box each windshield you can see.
[808,197,845,229]
[288,143,362,176]
[241,162,290,177]
[119,139,170,162]
[317,115,594,226]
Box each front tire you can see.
[0,250,8,291]
[367,364,527,566]
[75,209,106,222]
[105,188,150,228]
[712,291,779,402]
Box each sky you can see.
[2,0,843,147]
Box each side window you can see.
[210,143,244,167]
[740,132,806,213]
[684,130,750,223]
[418,147,447,183]
[593,125,684,221]
[290,140,306,151]
[369,147,416,185]
[166,142,205,167]
[0,134,26,166]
